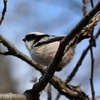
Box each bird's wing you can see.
[34,36,65,47]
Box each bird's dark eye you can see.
[24,34,35,42]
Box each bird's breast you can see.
[31,41,59,66]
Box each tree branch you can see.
[0,34,89,100]
[0,0,7,25]
[47,84,52,100]
[31,2,100,98]
[0,93,26,100]
[83,0,88,16]
[89,1,95,100]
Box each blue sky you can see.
[0,0,100,100]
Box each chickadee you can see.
[23,32,75,71]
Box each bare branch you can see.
[50,76,89,100]
[0,93,26,100]
[47,84,52,100]
[89,1,95,99]
[0,34,89,100]
[90,0,94,8]
[55,93,60,100]
[95,94,100,100]
[90,37,95,100]
[0,51,13,55]
[90,94,100,100]
[83,0,88,16]
[89,22,95,100]
[0,0,7,25]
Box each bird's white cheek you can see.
[25,41,33,52]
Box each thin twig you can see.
[0,93,26,100]
[89,29,95,100]
[95,94,100,100]
[89,1,95,100]
[83,0,88,16]
[90,36,95,100]
[90,0,94,8]
[0,51,10,55]
[55,93,60,100]
[0,0,8,25]
[47,84,52,100]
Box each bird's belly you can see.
[31,42,59,66]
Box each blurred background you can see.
[0,0,100,100]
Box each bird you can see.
[23,32,76,71]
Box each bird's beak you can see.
[23,38,25,41]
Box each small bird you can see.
[23,32,75,71]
